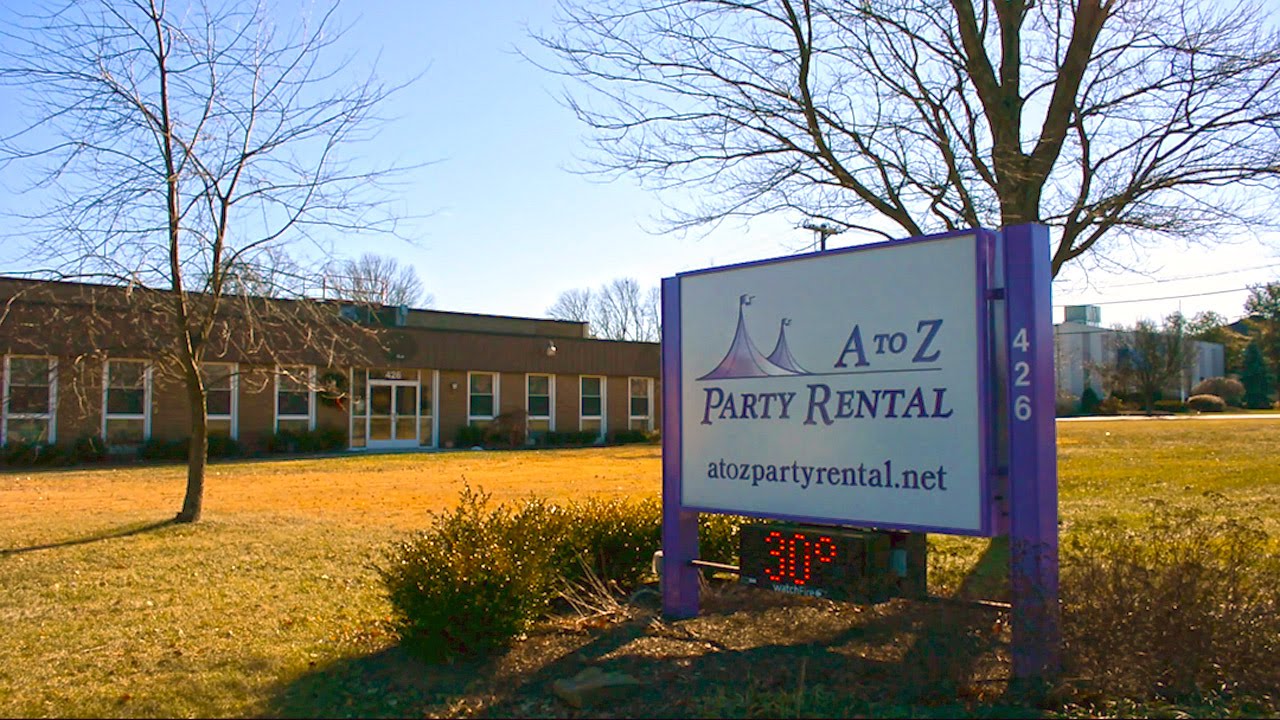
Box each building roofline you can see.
[0,274,589,330]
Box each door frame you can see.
[365,378,420,450]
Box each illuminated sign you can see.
[675,232,993,535]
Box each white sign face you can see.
[678,234,987,533]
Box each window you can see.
[629,377,653,432]
[104,359,150,447]
[275,366,314,433]
[468,371,497,421]
[580,375,604,436]
[526,373,553,434]
[200,363,237,439]
[2,356,56,444]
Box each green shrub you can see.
[609,429,649,444]
[699,512,745,565]
[137,434,243,461]
[207,434,242,458]
[1152,399,1187,413]
[379,487,747,663]
[378,485,562,662]
[557,497,661,589]
[1190,377,1245,407]
[454,424,487,448]
[0,439,103,467]
[139,438,188,461]
[1187,394,1226,412]
[1061,498,1280,702]
[3,442,36,466]
[1078,386,1102,415]
[266,426,346,454]
[314,425,347,451]
[265,430,296,454]
[3,442,39,466]
[73,435,107,463]
[540,431,599,447]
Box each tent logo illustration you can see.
[698,294,812,380]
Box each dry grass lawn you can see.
[0,421,1277,718]
[0,446,662,538]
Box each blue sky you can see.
[1,0,1277,328]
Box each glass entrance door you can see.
[367,380,419,448]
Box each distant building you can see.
[1054,305,1225,400]
[0,277,659,451]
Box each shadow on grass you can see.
[0,518,176,556]
[264,539,1037,719]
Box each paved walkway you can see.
[1059,413,1280,422]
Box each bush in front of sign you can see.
[555,497,661,590]
[378,486,750,662]
[377,484,562,662]
[698,512,744,568]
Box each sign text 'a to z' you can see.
[700,318,954,427]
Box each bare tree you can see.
[642,286,662,343]
[547,287,595,324]
[547,278,659,341]
[324,253,433,308]
[0,0,413,522]
[595,278,647,341]
[1097,313,1196,412]
[535,0,1280,276]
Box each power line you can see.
[1054,261,1280,290]
[1053,285,1253,308]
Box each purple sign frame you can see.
[1002,224,1061,678]
[660,224,1060,680]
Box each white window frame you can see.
[421,369,439,448]
[201,362,239,440]
[467,370,499,424]
[579,375,606,435]
[274,365,316,432]
[525,373,555,431]
[628,376,654,432]
[102,358,152,443]
[2,355,58,445]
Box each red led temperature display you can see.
[761,530,838,585]
[739,523,896,602]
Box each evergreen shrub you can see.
[1078,386,1102,415]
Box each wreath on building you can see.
[318,370,349,411]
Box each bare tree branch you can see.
[322,253,432,308]
[532,0,1280,276]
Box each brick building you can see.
[0,277,660,452]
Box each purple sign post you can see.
[1002,224,1061,679]
[659,225,1059,679]
[661,275,700,618]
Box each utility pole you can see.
[801,221,843,252]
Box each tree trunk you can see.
[176,363,207,523]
